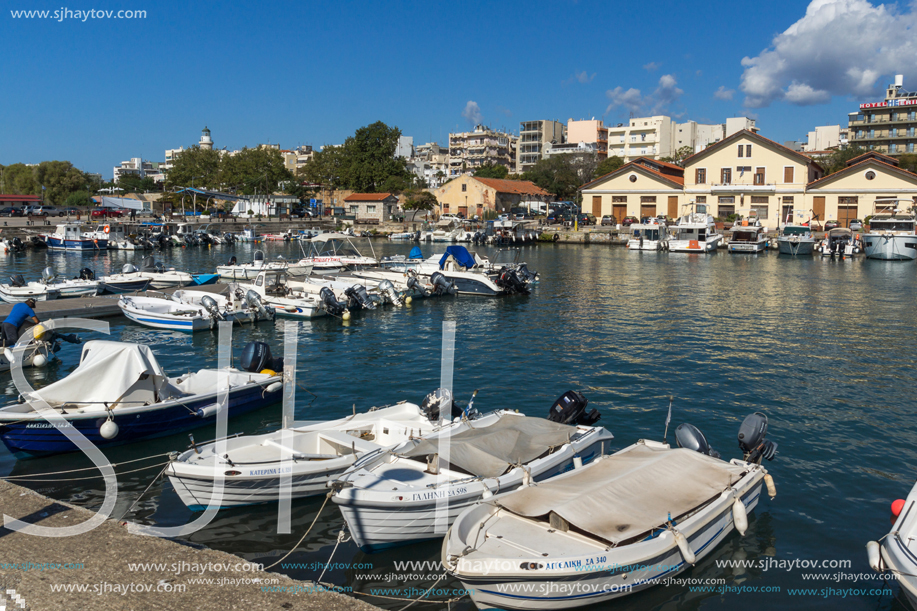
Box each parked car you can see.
[576,213,596,226]
[849,219,863,231]
[514,213,525,221]
[622,216,639,227]
[91,208,124,218]
[600,215,617,226]
[824,220,841,231]
[0,207,24,217]
[496,213,509,221]
[61,207,82,216]
[441,213,459,222]
[546,209,565,224]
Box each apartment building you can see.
[516,120,565,173]
[411,142,449,188]
[113,158,158,183]
[566,119,607,161]
[675,121,724,154]
[448,125,516,177]
[606,116,675,162]
[848,74,917,156]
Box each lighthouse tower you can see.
[200,126,213,150]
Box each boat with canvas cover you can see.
[444,413,778,610]
[0,340,283,458]
[331,392,611,552]
[166,400,443,511]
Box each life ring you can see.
[103,225,110,234]
[553,233,560,242]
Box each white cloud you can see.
[462,101,482,126]
[714,86,736,100]
[740,0,917,108]
[563,70,596,85]
[605,74,684,116]
[643,62,660,71]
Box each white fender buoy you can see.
[867,541,883,572]
[31,353,48,368]
[195,403,226,418]
[265,381,283,393]
[100,419,119,440]
[4,348,15,364]
[405,296,412,305]
[733,498,748,536]
[573,456,583,469]
[673,529,696,565]
[765,473,777,499]
[342,311,351,321]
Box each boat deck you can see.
[0,283,233,321]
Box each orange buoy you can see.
[892,499,906,517]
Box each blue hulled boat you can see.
[42,223,109,251]
[0,341,283,458]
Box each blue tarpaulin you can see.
[439,246,476,270]
[409,246,423,260]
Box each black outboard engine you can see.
[8,274,25,288]
[406,274,430,297]
[319,287,347,316]
[27,236,43,248]
[239,341,284,373]
[11,237,24,251]
[547,390,600,426]
[344,285,376,310]
[430,272,457,296]
[675,423,721,459]
[496,268,529,295]
[224,232,235,244]
[78,267,95,280]
[738,412,778,464]
[420,387,462,421]
[200,295,224,321]
[244,289,274,321]
[227,255,238,266]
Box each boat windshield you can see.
[870,219,915,232]
[782,226,809,236]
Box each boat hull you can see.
[728,241,768,253]
[776,237,815,255]
[99,279,152,294]
[668,235,721,253]
[44,237,109,251]
[0,287,60,303]
[862,234,917,260]
[0,380,281,458]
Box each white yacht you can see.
[233,270,328,320]
[668,203,722,253]
[216,250,312,280]
[627,219,667,251]
[869,479,917,608]
[728,217,769,253]
[862,199,917,260]
[776,225,816,256]
[294,233,379,271]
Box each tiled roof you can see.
[344,193,395,201]
[0,194,41,202]
[845,151,899,167]
[473,177,551,196]
[579,160,684,190]
[633,157,683,172]
[806,158,917,188]
[683,130,823,171]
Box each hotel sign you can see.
[861,99,917,109]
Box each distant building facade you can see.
[848,74,917,156]
[113,158,158,183]
[436,176,551,217]
[343,193,398,223]
[566,119,608,161]
[517,120,566,173]
[448,125,516,177]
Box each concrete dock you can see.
[0,479,382,611]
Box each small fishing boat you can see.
[0,340,284,458]
[0,274,60,303]
[444,413,778,610]
[166,400,443,510]
[816,227,861,257]
[0,322,82,373]
[33,267,100,298]
[868,480,917,607]
[331,392,610,552]
[728,217,769,253]
[233,270,329,320]
[118,289,269,332]
[42,222,108,251]
[627,219,667,251]
[238,226,261,243]
[100,258,192,290]
[216,251,312,280]
[189,273,221,286]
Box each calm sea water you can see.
[0,240,913,610]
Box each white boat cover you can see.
[28,341,169,408]
[498,444,747,545]
[402,417,576,478]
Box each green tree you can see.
[403,189,437,211]
[522,156,579,199]
[117,174,157,193]
[473,163,509,179]
[300,145,347,192]
[0,163,39,195]
[824,146,866,175]
[220,147,293,196]
[659,146,695,167]
[164,145,222,191]
[340,121,413,193]
[34,161,89,205]
[897,153,917,173]
[593,156,625,179]
[65,190,92,207]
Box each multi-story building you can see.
[848,74,917,156]
[516,120,565,173]
[113,158,158,183]
[447,125,516,177]
[675,121,725,154]
[725,117,758,138]
[412,142,449,188]
[566,119,607,161]
[396,136,414,159]
[803,125,843,152]
[606,116,675,162]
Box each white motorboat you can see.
[42,222,108,251]
[288,276,383,312]
[869,480,917,608]
[83,222,126,248]
[862,199,917,260]
[444,413,778,610]
[232,270,329,320]
[0,340,284,458]
[627,219,667,251]
[167,400,443,510]
[331,399,612,552]
[668,203,722,253]
[96,266,152,294]
[406,246,530,296]
[728,218,769,253]
[776,224,816,256]
[118,257,193,289]
[295,233,379,272]
[238,226,262,243]
[0,322,83,372]
[216,251,312,280]
[349,268,446,302]
[118,290,268,332]
[816,227,861,257]
[31,267,100,298]
[0,274,60,303]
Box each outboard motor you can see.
[78,267,95,280]
[546,390,600,426]
[413,230,421,242]
[675,423,721,459]
[139,256,163,273]
[319,287,347,316]
[27,236,43,248]
[738,412,778,464]
[41,267,56,283]
[344,285,376,310]
[420,387,461,421]
[244,289,274,321]
[200,294,224,321]
[515,263,539,283]
[239,341,284,373]
[430,271,457,296]
[11,237,24,252]
[376,279,402,306]
[224,232,235,244]
[496,268,529,295]
[8,274,25,288]
[122,263,138,274]
[406,274,430,297]
[227,255,238,266]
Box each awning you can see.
[97,196,143,211]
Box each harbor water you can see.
[0,240,913,610]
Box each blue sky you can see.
[3,0,915,176]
